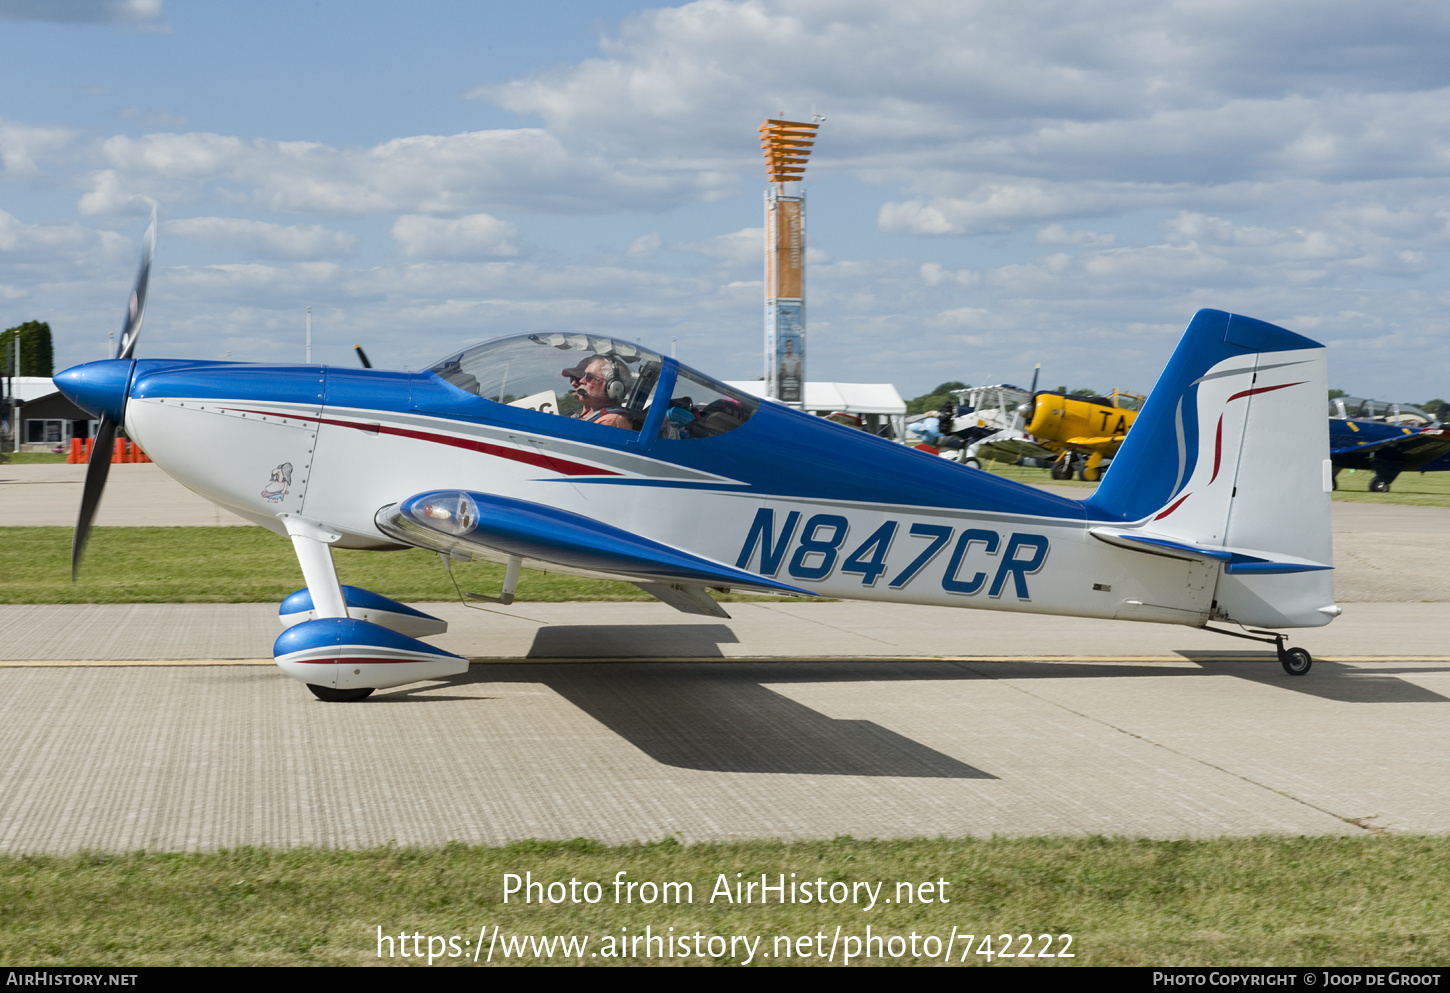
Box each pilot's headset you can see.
[599,355,633,402]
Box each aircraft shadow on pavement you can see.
[941,656,1450,704]
[449,661,995,779]
[1172,653,1450,703]
[526,624,739,658]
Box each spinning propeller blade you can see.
[116,206,154,361]
[1029,362,1040,395]
[354,344,372,368]
[72,210,155,579]
[71,414,117,580]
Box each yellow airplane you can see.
[1023,387,1144,481]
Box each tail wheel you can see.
[307,684,375,702]
[1278,648,1312,676]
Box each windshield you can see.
[429,332,664,430]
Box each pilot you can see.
[563,355,634,429]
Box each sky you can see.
[3,0,1450,401]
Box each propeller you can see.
[354,344,372,369]
[1029,362,1040,395]
[72,207,155,580]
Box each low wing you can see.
[1331,425,1450,470]
[1063,435,1125,449]
[376,489,813,610]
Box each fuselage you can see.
[91,353,1219,628]
[56,313,1340,634]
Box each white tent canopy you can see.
[9,377,60,403]
[727,380,908,441]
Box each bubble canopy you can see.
[427,332,758,439]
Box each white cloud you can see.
[390,213,520,259]
[919,263,980,287]
[0,118,74,176]
[674,227,762,267]
[77,169,155,216]
[166,217,357,259]
[626,231,662,258]
[117,106,188,128]
[0,208,129,259]
[82,127,730,218]
[0,0,164,24]
[1037,224,1115,247]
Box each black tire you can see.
[307,683,375,702]
[1050,461,1071,480]
[1077,464,1101,482]
[963,458,981,470]
[1369,478,1390,493]
[1279,648,1312,676]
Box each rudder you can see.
[1085,309,1336,628]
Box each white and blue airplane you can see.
[56,223,1338,700]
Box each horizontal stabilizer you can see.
[378,490,814,597]
[1089,526,1333,575]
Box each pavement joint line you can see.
[4,655,1449,667]
[948,659,1375,833]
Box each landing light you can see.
[416,493,478,535]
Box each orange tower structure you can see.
[759,118,820,407]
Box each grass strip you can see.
[0,527,778,604]
[0,836,1446,966]
[984,458,1450,507]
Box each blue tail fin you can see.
[1084,309,1337,629]
[1084,309,1323,524]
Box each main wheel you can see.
[1077,464,1101,482]
[1050,460,1072,480]
[307,684,375,702]
[963,457,981,470]
[1279,648,1312,676]
[1369,478,1390,493]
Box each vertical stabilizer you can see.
[1085,310,1336,628]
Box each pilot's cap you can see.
[562,358,595,380]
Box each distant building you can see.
[1,378,97,450]
[727,380,907,441]
[18,390,98,449]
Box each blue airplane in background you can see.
[1329,397,1450,492]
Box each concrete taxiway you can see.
[0,598,1446,851]
[1,462,1447,850]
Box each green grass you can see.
[1,836,1446,966]
[3,452,68,463]
[987,458,1450,507]
[1329,468,1450,507]
[0,527,780,604]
